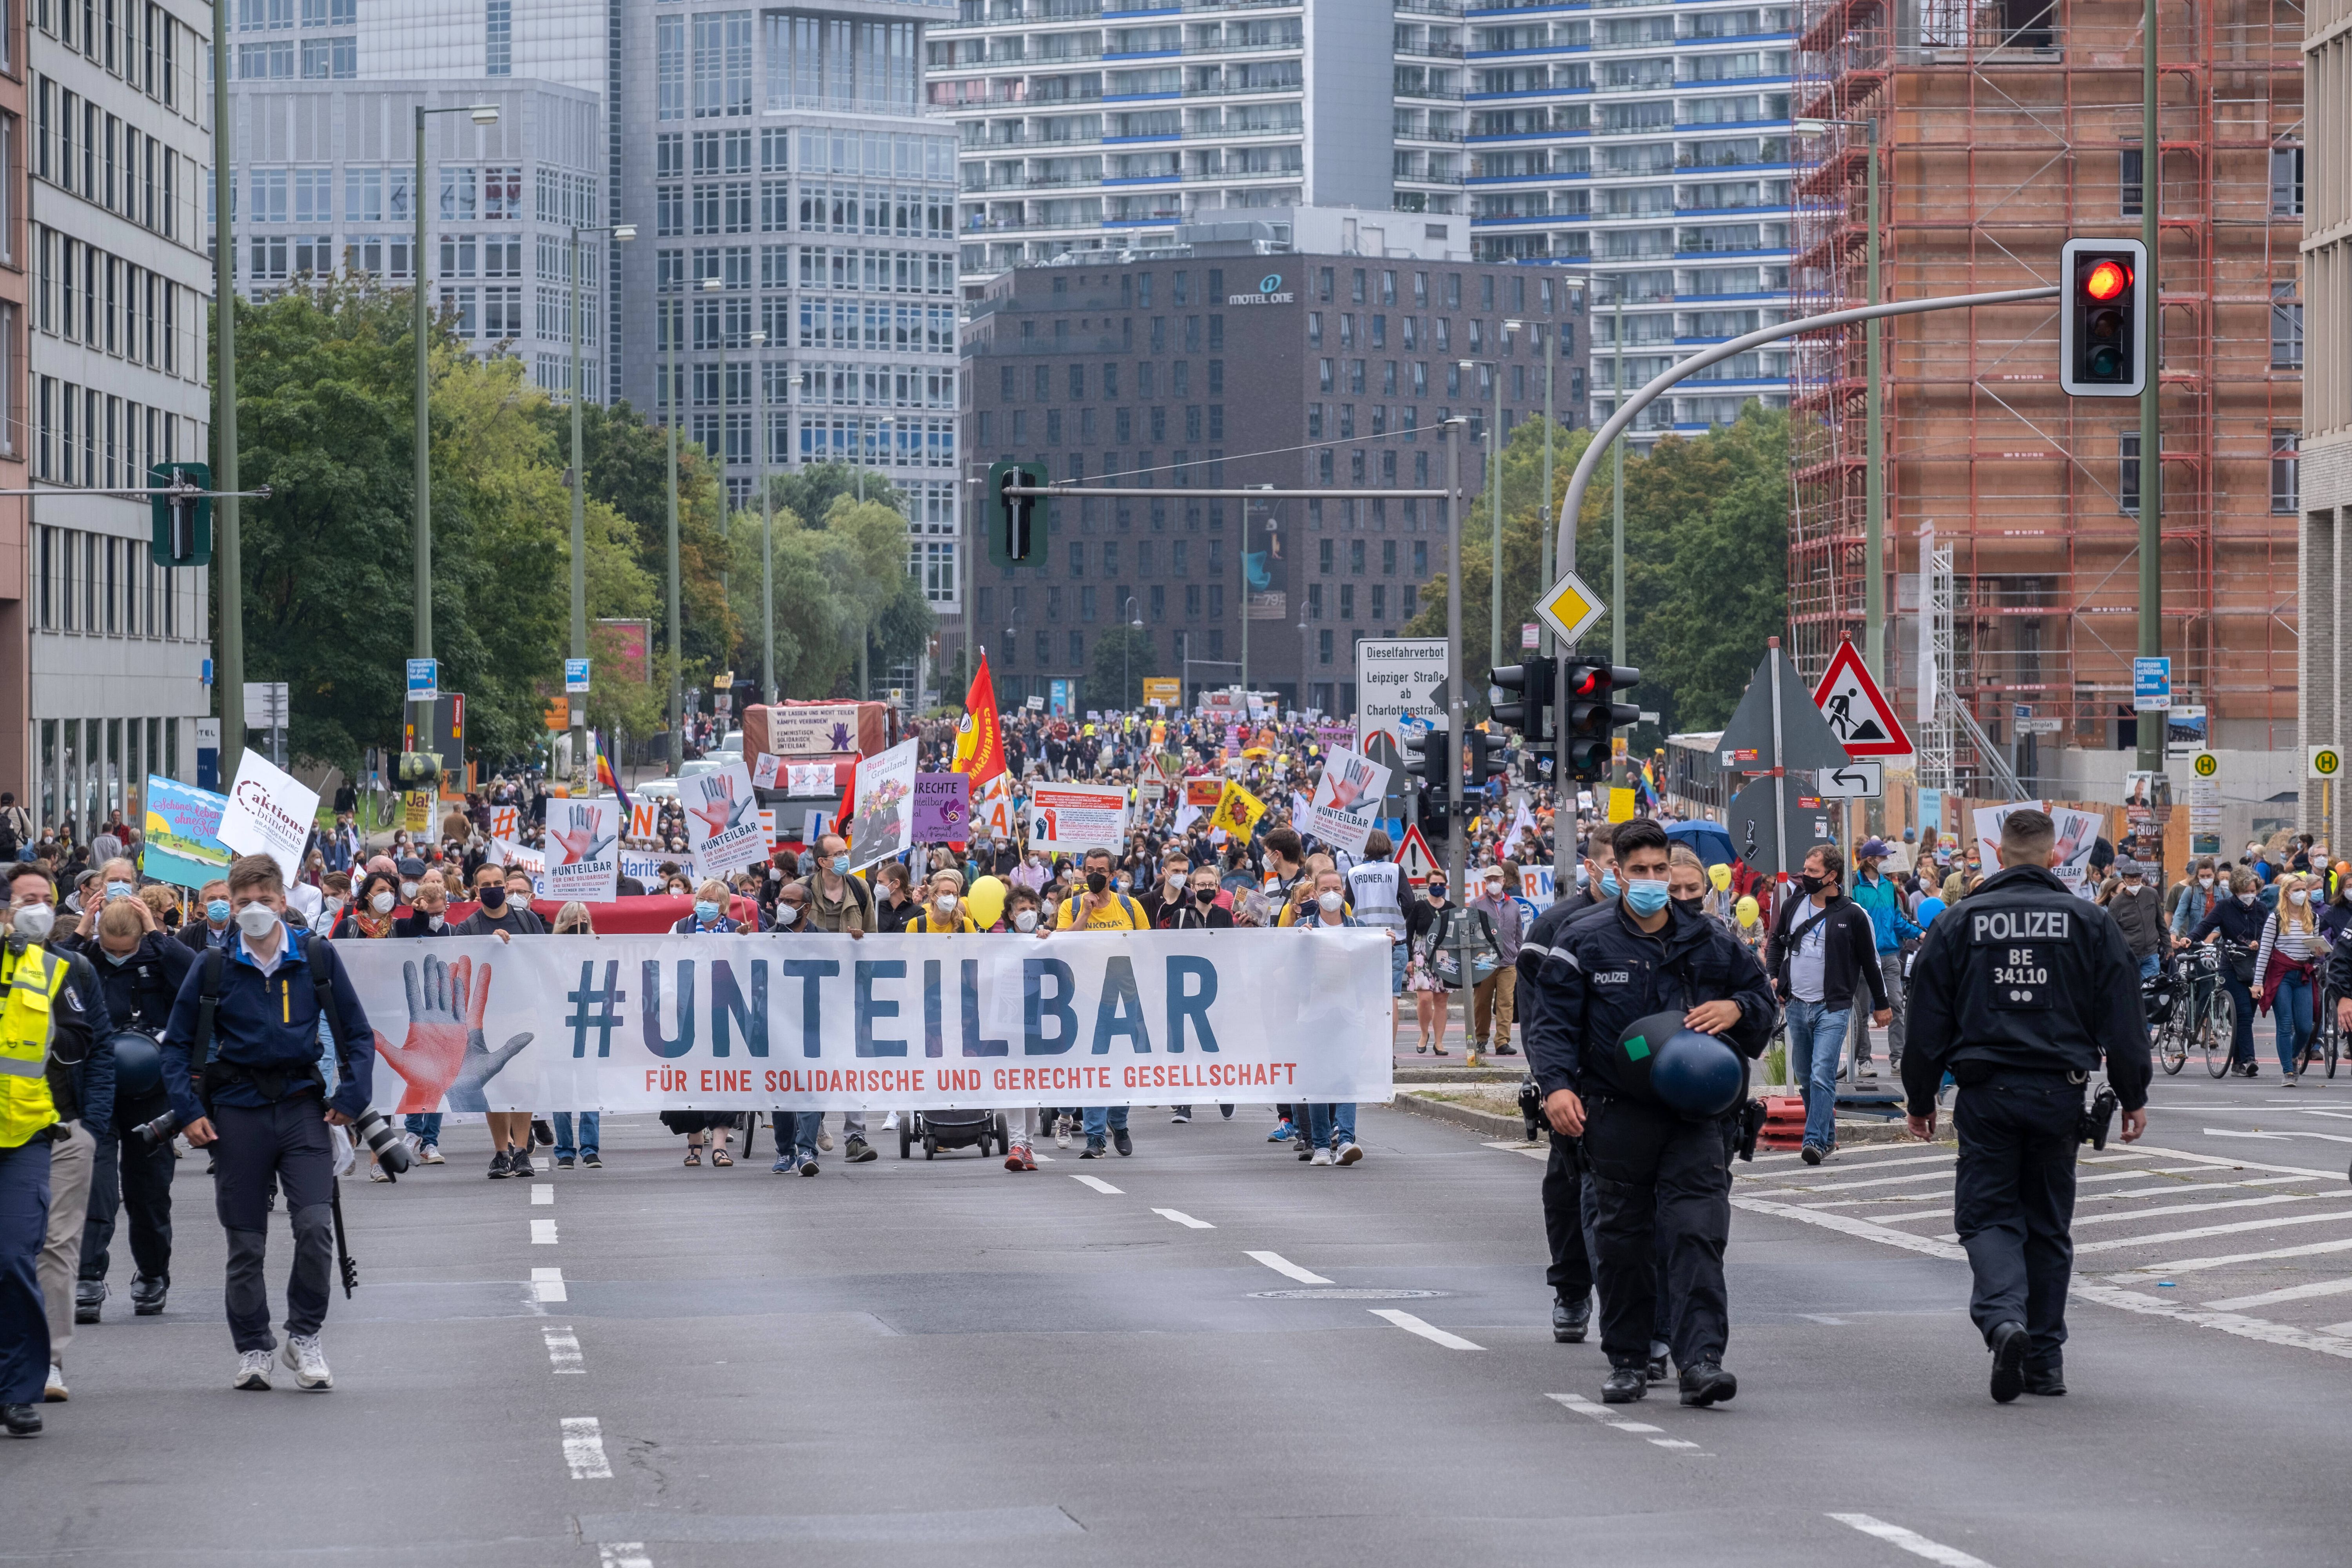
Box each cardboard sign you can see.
[543,796,621,904]
[218,750,321,886]
[844,738,918,872]
[681,757,767,879]
[490,805,519,840]
[912,772,971,839]
[1303,744,1390,858]
[1027,782,1129,853]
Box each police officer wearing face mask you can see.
[67,898,192,1325]
[1902,808,2152,1403]
[158,855,376,1394]
[1518,818,1776,1406]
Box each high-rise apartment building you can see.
[926,0,1468,289]
[2298,0,2346,831]
[26,0,214,836]
[1464,0,1794,444]
[222,0,606,403]
[610,0,963,643]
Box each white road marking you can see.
[1828,1512,1996,1568]
[2128,1142,2341,1180]
[1486,1140,1550,1163]
[1070,1174,1123,1195]
[2074,1284,2352,1361]
[532,1218,559,1245]
[1547,1392,1711,1454]
[1152,1207,1215,1229]
[2203,1274,2352,1311]
[561,1416,613,1479]
[1732,1195,1964,1260]
[2112,1236,2352,1278]
[597,1546,652,1568]
[1246,1250,1334,1284]
[543,1325,584,1373]
[532,1185,554,1205]
[2074,1207,2352,1255]
[1755,1162,1959,1192]
[532,1266,567,1303]
[2067,1192,2315,1229]
[1369,1308,1482,1350]
[2206,1126,2352,1146]
[2322,1321,2352,1337]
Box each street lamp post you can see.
[570,220,635,794]
[1457,354,1504,680]
[667,274,722,770]
[751,327,774,705]
[212,0,243,784]
[1796,114,1884,677]
[1122,595,1142,707]
[413,100,500,771]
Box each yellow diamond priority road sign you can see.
[1535,570,1606,646]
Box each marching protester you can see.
[71,898,191,1322]
[1765,843,1892,1163]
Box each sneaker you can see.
[1006,1143,1038,1172]
[1054,1116,1074,1149]
[1335,1140,1363,1166]
[420,1143,445,1165]
[368,1166,392,1182]
[1298,1142,1316,1161]
[1310,1148,1334,1166]
[799,1157,820,1177]
[234,1349,273,1391]
[281,1334,333,1391]
[1269,1121,1295,1142]
[1170,1111,1191,1124]
[819,1130,836,1151]
[582,1154,602,1169]
[1112,1127,1132,1156]
[845,1136,878,1163]
[1079,1139,1106,1160]
[487,1149,513,1180]
[74,1281,105,1325]
[42,1362,66,1403]
[772,1156,795,1173]
[510,1149,537,1178]
[556,1155,576,1169]
[1800,1144,1825,1166]
[130,1275,168,1316]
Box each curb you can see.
[1388,1092,1918,1148]
[1394,1065,1526,1085]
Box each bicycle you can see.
[2145,954,2188,1076]
[2297,981,2341,1080]
[2176,941,2245,1079]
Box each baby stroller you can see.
[899,1107,1009,1159]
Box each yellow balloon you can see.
[1734,895,1760,927]
[1708,862,1733,892]
[967,874,1008,930]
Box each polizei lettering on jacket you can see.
[1970,909,2072,943]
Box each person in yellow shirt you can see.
[908,870,979,934]
[1056,848,1149,932]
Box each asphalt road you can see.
[11,1073,2352,1568]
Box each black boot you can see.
[2,1403,41,1437]
[1987,1319,2029,1404]
[74,1281,105,1325]
[130,1275,169,1316]
[2022,1359,2066,1397]
[1601,1365,1647,1404]
[1552,1295,1591,1344]
[1678,1361,1738,1406]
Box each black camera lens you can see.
[352,1109,413,1174]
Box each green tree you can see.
[723,495,934,702]
[761,462,906,528]
[1088,624,1160,710]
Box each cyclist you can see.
[2191,869,2268,1076]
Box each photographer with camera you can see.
[158,854,376,1393]
[0,864,113,1429]
[66,898,192,1323]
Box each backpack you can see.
[187,936,345,1106]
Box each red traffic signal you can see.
[2082,258,2129,301]
[2059,238,2147,398]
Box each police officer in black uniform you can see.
[1526,822,1622,1342]
[1902,807,2152,1403]
[1521,817,1777,1405]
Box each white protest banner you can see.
[1972,800,2046,873]
[769,703,862,755]
[2051,805,2104,898]
[1302,743,1390,858]
[485,838,547,898]
[681,757,767,879]
[626,802,661,843]
[1027,782,1129,853]
[971,773,1016,842]
[844,737,917,872]
[619,848,681,888]
[543,796,621,903]
[489,804,519,840]
[353,930,1392,1113]
[218,750,322,885]
[750,753,782,789]
[786,763,837,797]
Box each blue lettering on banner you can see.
[1166,956,1219,1053]
[962,959,1009,1057]
[711,960,768,1057]
[1090,956,1152,1054]
[857,960,908,1057]
[566,960,627,1057]
[779,958,838,1057]
[1025,957,1078,1054]
[923,959,945,1059]
[643,960,696,1058]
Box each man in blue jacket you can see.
[1846,838,1923,1076]
[161,854,375,1394]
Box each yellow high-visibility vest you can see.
[0,944,70,1150]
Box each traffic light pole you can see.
[2134,0,2164,777]
[212,0,242,785]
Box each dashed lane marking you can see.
[1828,1512,1996,1568]
[532,1267,567,1303]
[561,1416,613,1479]
[543,1325,584,1373]
[1152,1207,1215,1229]
[532,1185,554,1205]
[1246,1250,1334,1284]
[532,1218,559,1245]
[1070,1174,1122,1195]
[1369,1308,1482,1350]
[1547,1392,1711,1454]
[597,1546,652,1568]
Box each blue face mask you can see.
[1622,879,1671,916]
[694,900,722,924]
[1598,870,1619,900]
[831,856,850,876]
[207,899,232,924]
[105,881,135,902]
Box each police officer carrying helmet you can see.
[1521,818,1777,1405]
[1902,808,2152,1403]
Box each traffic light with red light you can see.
[2059,237,2147,398]
[1561,660,1641,784]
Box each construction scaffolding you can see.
[1788,0,2304,797]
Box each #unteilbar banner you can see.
[351,929,1392,1114]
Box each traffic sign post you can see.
[2191,751,2219,779]
[2310,746,2343,780]
[2315,747,2341,860]
[1811,639,1912,757]
[1817,761,1884,799]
